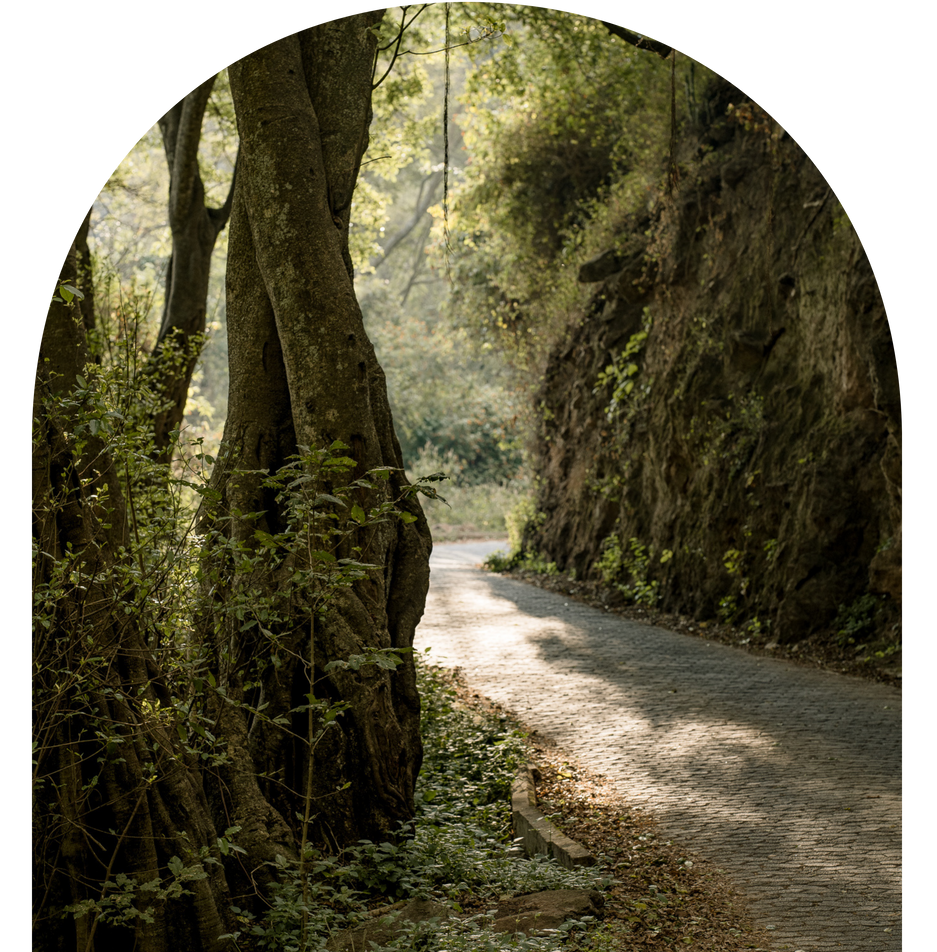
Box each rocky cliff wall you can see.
[524,83,900,646]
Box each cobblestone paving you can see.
[416,542,902,951]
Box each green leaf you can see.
[350,504,366,524]
[398,511,417,524]
[314,493,346,508]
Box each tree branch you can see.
[601,21,672,58]
[400,213,435,305]
[372,5,430,90]
[373,168,443,269]
[161,75,216,225]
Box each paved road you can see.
[415,541,902,952]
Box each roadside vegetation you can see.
[224,655,609,951]
[225,657,770,951]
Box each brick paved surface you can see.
[416,542,902,951]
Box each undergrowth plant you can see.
[33,283,446,950]
[223,657,609,950]
[595,536,666,606]
[32,282,240,948]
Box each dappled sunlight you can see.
[419,543,902,943]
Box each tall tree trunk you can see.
[33,244,231,952]
[201,14,432,865]
[149,77,236,460]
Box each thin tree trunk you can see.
[201,14,432,864]
[149,77,236,459]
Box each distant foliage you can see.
[449,7,678,366]
[362,299,525,485]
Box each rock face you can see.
[525,81,900,644]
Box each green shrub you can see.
[596,535,661,605]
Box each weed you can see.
[596,536,662,606]
[834,593,881,646]
[718,595,739,625]
[593,309,653,421]
[483,548,560,576]
[745,616,767,638]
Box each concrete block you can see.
[511,767,596,868]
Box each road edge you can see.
[512,765,596,868]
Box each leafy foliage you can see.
[595,536,664,606]
[448,7,675,366]
[222,657,609,950]
[32,284,440,945]
[834,593,887,648]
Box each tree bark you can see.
[202,14,432,862]
[149,77,236,459]
[33,245,231,952]
[600,21,672,58]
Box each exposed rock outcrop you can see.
[524,81,900,645]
